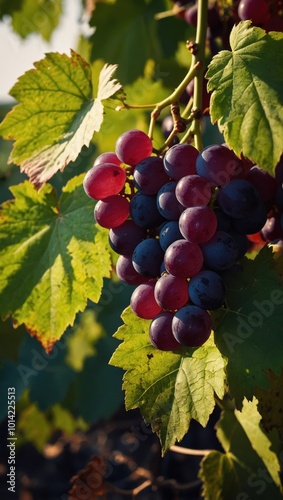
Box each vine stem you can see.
[170,445,214,456]
[117,0,208,151]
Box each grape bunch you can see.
[83,130,269,351]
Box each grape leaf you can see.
[109,307,226,454]
[0,52,122,186]
[206,21,283,172]
[213,247,283,408]
[199,398,282,499]
[11,0,62,41]
[0,175,111,352]
[255,369,283,438]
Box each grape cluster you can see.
[83,129,271,351]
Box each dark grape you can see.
[232,201,267,235]
[109,220,147,255]
[172,305,212,347]
[83,163,126,200]
[164,239,204,278]
[228,230,249,259]
[163,144,198,180]
[130,280,162,319]
[196,144,242,187]
[94,195,129,228]
[159,221,183,251]
[200,230,238,271]
[213,207,232,232]
[133,156,169,195]
[154,274,189,310]
[188,270,226,310]
[116,255,149,286]
[130,192,165,229]
[132,238,164,277]
[176,174,212,207]
[218,179,260,218]
[115,129,153,166]
[157,182,184,220]
[246,166,277,204]
[238,0,269,25]
[149,311,181,351]
[179,206,217,244]
[261,214,283,242]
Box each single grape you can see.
[115,129,153,166]
[83,163,126,200]
[154,274,189,311]
[164,239,204,278]
[163,144,198,180]
[133,156,169,195]
[238,0,270,25]
[94,152,121,167]
[149,311,181,351]
[94,195,129,228]
[179,206,217,244]
[218,179,260,218]
[130,280,162,319]
[200,230,238,271]
[109,220,147,255]
[159,221,183,251]
[261,214,283,242]
[172,305,212,347]
[157,182,184,220]
[196,144,243,187]
[232,201,267,235]
[132,238,164,277]
[130,192,165,229]
[188,270,226,310]
[176,174,212,208]
[116,255,149,286]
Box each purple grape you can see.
[116,255,149,286]
[246,166,276,204]
[188,270,226,310]
[196,145,243,187]
[133,156,169,195]
[163,144,198,180]
[115,129,153,166]
[172,305,212,347]
[157,182,184,220]
[109,220,147,255]
[164,239,204,278]
[176,174,212,208]
[83,163,126,200]
[154,274,189,311]
[149,312,181,351]
[179,206,217,244]
[200,231,238,271]
[130,192,165,229]
[218,179,260,218]
[159,221,183,251]
[130,280,162,319]
[132,238,164,277]
[232,201,267,235]
[94,195,129,228]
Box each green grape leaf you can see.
[110,307,226,454]
[0,175,111,352]
[213,247,283,408]
[0,53,122,186]
[199,398,283,499]
[206,21,283,172]
[11,0,62,41]
[255,369,283,438]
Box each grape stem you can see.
[116,0,208,151]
